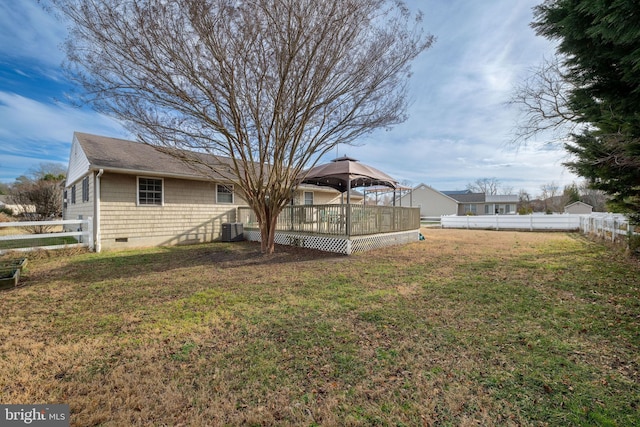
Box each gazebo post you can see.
[346,178,351,236]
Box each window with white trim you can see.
[304,191,314,205]
[138,177,163,205]
[216,184,234,204]
[463,204,476,215]
[71,185,76,204]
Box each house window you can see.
[63,190,68,209]
[304,191,314,205]
[82,176,90,202]
[71,185,76,204]
[138,177,163,205]
[505,204,512,214]
[216,184,234,204]
[463,204,476,215]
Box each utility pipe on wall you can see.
[94,168,104,252]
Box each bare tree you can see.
[47,0,433,253]
[517,189,533,214]
[539,181,561,213]
[509,56,581,144]
[9,163,66,232]
[466,177,501,195]
[577,181,608,212]
[0,181,9,195]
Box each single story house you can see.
[484,194,520,215]
[0,195,36,216]
[398,185,519,217]
[0,195,11,213]
[64,132,362,251]
[396,183,458,217]
[564,201,593,214]
[445,192,519,215]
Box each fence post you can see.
[86,217,94,251]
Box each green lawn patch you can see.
[0,230,638,426]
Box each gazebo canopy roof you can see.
[299,156,398,193]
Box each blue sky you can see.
[0,0,577,195]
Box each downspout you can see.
[94,169,104,252]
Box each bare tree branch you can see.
[47,0,433,253]
[508,55,582,145]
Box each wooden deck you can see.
[238,204,420,237]
[237,204,421,254]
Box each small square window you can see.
[138,177,163,205]
[216,184,234,204]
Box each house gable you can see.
[66,134,92,186]
[400,183,458,217]
[564,201,593,214]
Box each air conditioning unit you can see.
[221,222,244,242]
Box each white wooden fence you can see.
[440,213,638,245]
[0,218,93,254]
[440,214,583,231]
[579,213,637,244]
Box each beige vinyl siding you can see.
[401,185,457,217]
[99,173,244,250]
[63,173,95,225]
[293,188,363,205]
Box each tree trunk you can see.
[259,209,280,254]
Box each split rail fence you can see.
[0,218,93,254]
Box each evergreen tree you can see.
[532,0,640,222]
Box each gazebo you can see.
[239,157,421,254]
[300,155,399,201]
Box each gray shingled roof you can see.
[445,192,485,203]
[75,132,237,180]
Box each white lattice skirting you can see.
[244,229,420,255]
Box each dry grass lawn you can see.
[0,229,638,426]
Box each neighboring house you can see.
[0,195,36,216]
[444,191,486,216]
[564,201,593,214]
[398,185,519,217]
[0,195,10,214]
[64,132,363,251]
[293,184,364,205]
[397,183,458,217]
[485,194,520,215]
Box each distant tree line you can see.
[3,163,66,220]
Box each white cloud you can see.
[0,0,580,197]
[0,92,126,182]
[325,0,580,197]
[0,1,66,67]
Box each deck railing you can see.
[238,204,420,237]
